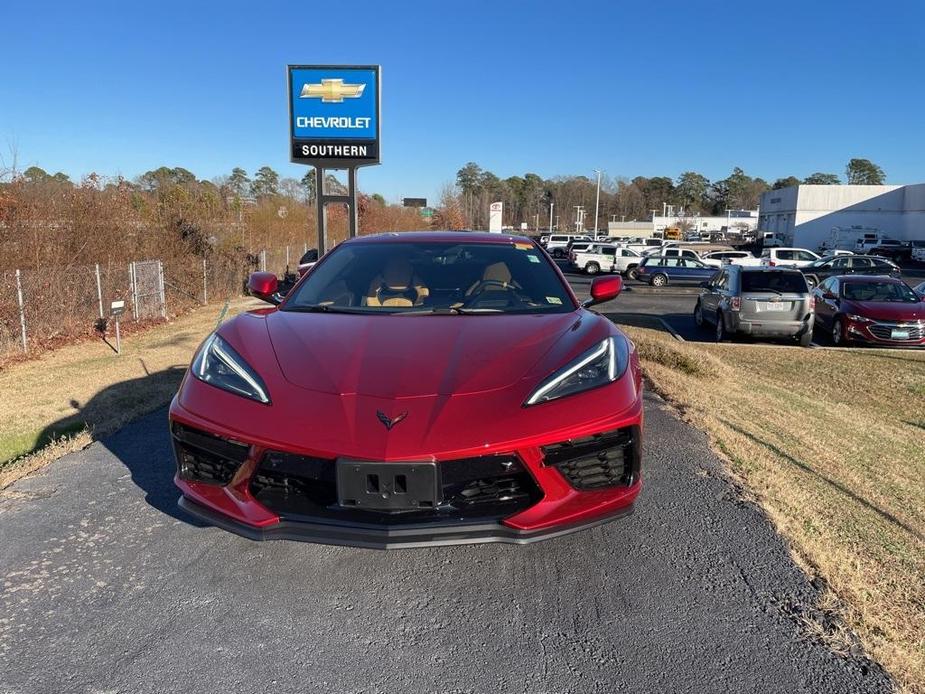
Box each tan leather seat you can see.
[466,261,513,296]
[364,257,429,307]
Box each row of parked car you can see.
[694,266,925,348]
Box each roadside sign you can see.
[403,197,427,208]
[288,65,381,167]
[489,202,503,233]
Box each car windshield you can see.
[842,281,919,303]
[283,240,575,314]
[742,272,807,293]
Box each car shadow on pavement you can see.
[33,365,205,527]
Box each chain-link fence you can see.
[0,247,298,361]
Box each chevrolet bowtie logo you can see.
[300,78,365,103]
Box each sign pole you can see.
[347,166,358,238]
[315,165,327,255]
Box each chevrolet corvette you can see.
[169,232,643,548]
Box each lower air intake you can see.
[542,426,639,490]
[172,423,250,486]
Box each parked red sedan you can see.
[812,275,925,347]
[169,232,643,548]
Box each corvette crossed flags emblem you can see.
[376,410,408,431]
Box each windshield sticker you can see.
[546,296,562,304]
[527,254,541,263]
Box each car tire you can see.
[694,300,705,327]
[625,265,638,280]
[651,273,668,287]
[715,311,727,342]
[831,316,847,346]
[553,249,564,259]
[586,262,600,275]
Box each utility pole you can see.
[549,201,554,233]
[592,169,602,235]
[574,206,585,233]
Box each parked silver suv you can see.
[694,266,815,346]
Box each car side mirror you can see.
[247,271,281,305]
[583,275,623,307]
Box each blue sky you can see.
[1,0,923,202]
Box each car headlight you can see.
[845,313,872,324]
[191,334,271,404]
[525,336,629,406]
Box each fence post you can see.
[15,269,27,353]
[158,260,167,318]
[95,263,104,319]
[130,261,138,320]
[202,258,208,305]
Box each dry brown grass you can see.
[0,297,261,483]
[619,323,925,693]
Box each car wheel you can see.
[715,312,727,342]
[651,273,668,287]
[625,265,638,280]
[694,300,705,327]
[586,262,600,275]
[831,317,846,346]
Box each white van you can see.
[546,234,592,257]
[759,247,821,268]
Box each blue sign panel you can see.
[288,65,380,165]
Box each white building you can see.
[653,210,759,235]
[606,210,759,238]
[758,184,925,250]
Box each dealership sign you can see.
[288,65,381,166]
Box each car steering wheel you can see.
[466,279,510,296]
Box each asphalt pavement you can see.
[0,317,892,693]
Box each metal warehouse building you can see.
[758,184,925,250]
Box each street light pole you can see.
[549,202,554,233]
[593,169,602,235]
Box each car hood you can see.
[263,310,583,397]
[844,300,925,321]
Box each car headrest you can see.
[482,262,512,285]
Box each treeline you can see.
[440,158,887,230]
[0,165,424,271]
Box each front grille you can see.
[868,321,925,341]
[249,452,541,525]
[172,423,250,485]
[542,426,639,490]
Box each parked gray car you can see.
[694,266,815,346]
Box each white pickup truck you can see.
[571,244,642,276]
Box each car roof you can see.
[740,266,800,273]
[836,274,905,283]
[341,231,533,246]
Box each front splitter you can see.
[178,496,634,550]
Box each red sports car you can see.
[812,275,925,347]
[169,232,643,548]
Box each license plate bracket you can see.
[336,460,441,511]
